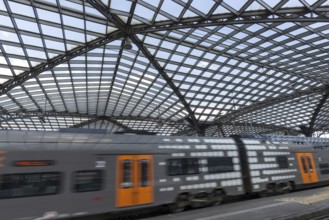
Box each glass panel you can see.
[186,158,200,174]
[73,170,103,192]
[0,172,61,199]
[277,156,289,168]
[167,159,184,176]
[122,160,132,188]
[140,159,148,187]
[301,156,308,173]
[306,156,313,173]
[207,157,234,173]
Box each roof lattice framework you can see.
[1,0,329,137]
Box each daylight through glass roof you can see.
[1,0,329,137]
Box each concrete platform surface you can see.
[141,187,329,220]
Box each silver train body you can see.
[1,130,329,219]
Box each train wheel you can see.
[209,189,224,206]
[277,182,292,194]
[259,183,276,197]
[168,194,189,213]
[190,192,209,209]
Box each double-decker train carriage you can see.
[1,130,329,220]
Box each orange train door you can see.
[116,155,153,207]
[296,153,319,184]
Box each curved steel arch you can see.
[305,89,329,136]
[0,111,91,123]
[70,115,188,130]
[133,7,329,34]
[215,84,329,124]
[0,110,189,132]
[70,116,132,131]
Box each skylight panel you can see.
[9,57,29,68]
[21,35,43,48]
[223,0,246,11]
[4,45,24,57]
[110,0,131,13]
[134,4,155,22]
[263,0,281,8]
[59,0,82,11]
[36,8,60,23]
[63,15,84,29]
[41,24,63,38]
[64,29,85,43]
[15,18,39,33]
[86,21,107,34]
[160,0,184,18]
[245,1,266,11]
[44,39,65,51]
[8,1,34,18]
[0,30,19,43]
[0,67,13,79]
[191,0,215,15]
[282,0,304,8]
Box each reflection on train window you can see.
[301,156,308,173]
[140,160,149,187]
[122,160,132,188]
[0,172,61,199]
[186,158,199,174]
[167,158,200,176]
[320,163,329,175]
[73,170,103,192]
[277,156,289,168]
[167,159,184,176]
[306,156,313,172]
[207,157,234,173]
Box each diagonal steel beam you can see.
[0,110,188,132]
[305,89,329,137]
[216,85,329,123]
[0,30,123,96]
[86,0,201,134]
[0,110,92,123]
[174,121,300,136]
[70,116,132,131]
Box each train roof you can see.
[0,130,236,152]
[0,130,329,151]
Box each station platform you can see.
[142,186,329,220]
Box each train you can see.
[1,129,329,219]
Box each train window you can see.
[122,160,133,188]
[277,156,289,168]
[73,170,103,192]
[301,156,308,173]
[0,172,61,199]
[186,158,199,174]
[167,158,200,176]
[306,156,313,172]
[167,159,184,176]
[140,160,149,187]
[320,163,329,175]
[320,163,329,169]
[207,157,234,173]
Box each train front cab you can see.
[116,155,154,208]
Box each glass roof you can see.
[1,0,329,136]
